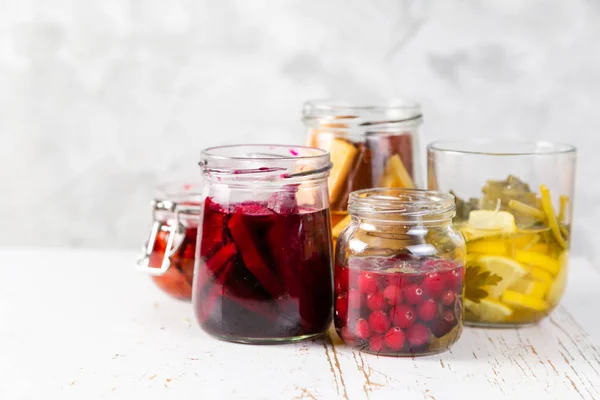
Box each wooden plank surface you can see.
[0,248,597,399]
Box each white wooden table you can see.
[0,248,598,400]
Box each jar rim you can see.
[302,98,423,125]
[199,144,331,180]
[428,139,576,156]
[348,188,455,222]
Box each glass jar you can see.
[427,140,577,327]
[302,99,423,242]
[193,144,334,344]
[334,188,465,356]
[136,182,202,301]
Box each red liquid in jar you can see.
[334,256,464,356]
[149,224,197,300]
[194,197,333,340]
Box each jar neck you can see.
[302,99,423,136]
[199,144,331,187]
[348,188,456,227]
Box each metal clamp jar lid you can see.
[136,182,202,300]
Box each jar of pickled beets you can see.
[334,189,466,356]
[194,144,334,344]
[136,182,202,301]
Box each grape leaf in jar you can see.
[464,265,503,303]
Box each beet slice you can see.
[195,242,237,291]
[197,260,234,323]
[227,213,283,298]
[267,186,299,215]
[200,198,227,258]
[267,215,302,298]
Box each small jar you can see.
[136,182,202,301]
[302,99,423,234]
[194,144,334,344]
[334,189,465,356]
[428,139,576,327]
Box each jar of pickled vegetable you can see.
[427,140,576,327]
[194,144,334,344]
[302,99,423,245]
[334,188,465,356]
[136,182,202,301]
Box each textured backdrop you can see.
[1,0,598,264]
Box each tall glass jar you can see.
[136,182,202,301]
[302,99,423,242]
[427,140,577,327]
[193,144,334,344]
[334,189,466,356]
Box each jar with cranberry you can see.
[334,188,466,356]
[136,182,202,301]
[194,144,334,344]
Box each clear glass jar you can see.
[302,99,423,241]
[427,140,577,327]
[136,182,202,301]
[193,144,334,344]
[334,189,465,356]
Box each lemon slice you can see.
[527,267,553,283]
[465,298,513,322]
[467,239,508,256]
[510,279,549,298]
[462,211,517,241]
[547,251,568,306]
[514,251,560,276]
[501,290,549,311]
[476,255,529,298]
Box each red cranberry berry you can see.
[366,292,387,311]
[369,311,391,334]
[406,323,430,347]
[355,319,371,340]
[404,284,425,305]
[383,274,402,287]
[445,267,464,291]
[422,272,446,299]
[384,327,406,351]
[391,304,416,328]
[442,309,456,325]
[430,319,452,338]
[383,285,403,305]
[357,272,379,294]
[335,293,349,322]
[441,290,455,307]
[369,335,385,352]
[417,299,438,322]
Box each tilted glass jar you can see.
[334,189,466,356]
[194,144,334,344]
[136,182,202,301]
[302,99,423,241]
[428,139,576,327]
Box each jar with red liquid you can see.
[334,189,466,356]
[136,182,202,301]
[302,99,423,239]
[194,144,334,344]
